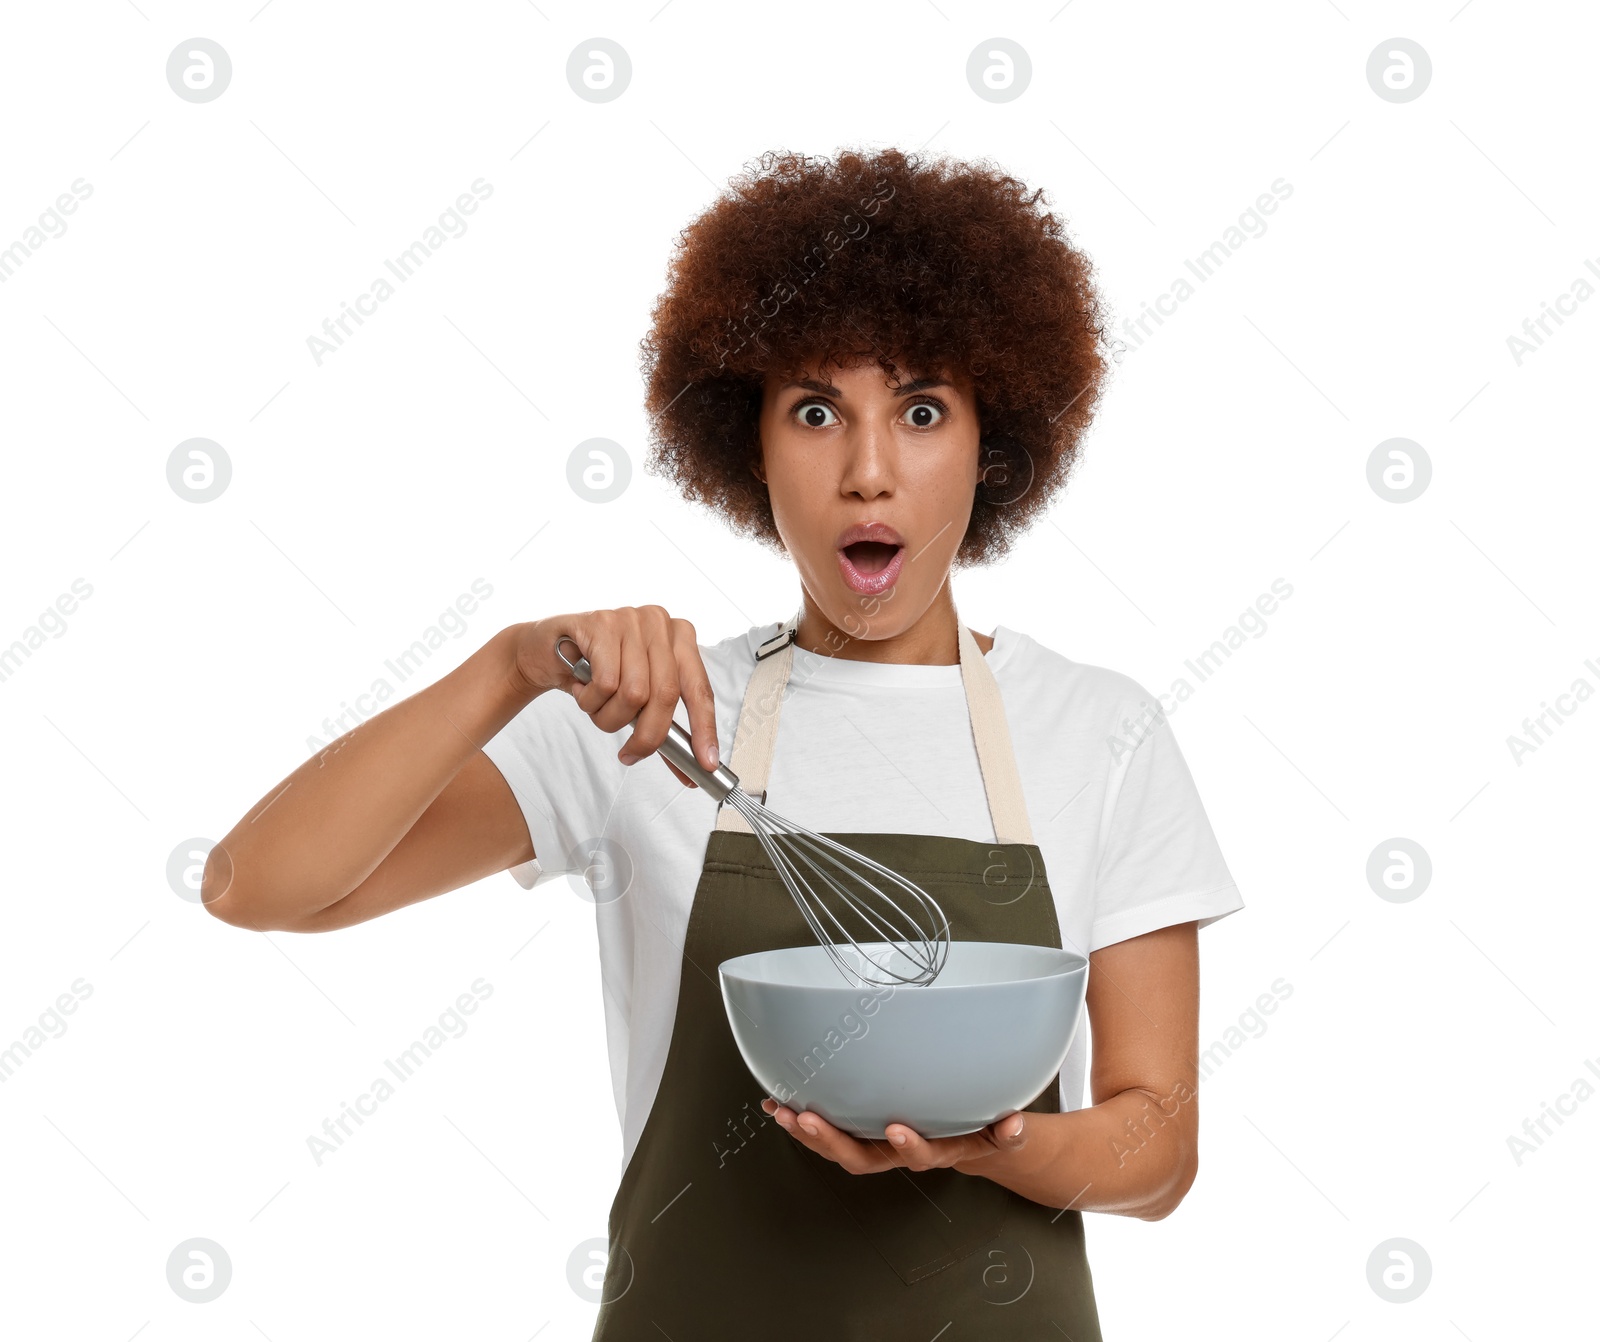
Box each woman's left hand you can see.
[760,1097,1031,1175]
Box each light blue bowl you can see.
[719,940,1089,1139]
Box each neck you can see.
[794,584,988,665]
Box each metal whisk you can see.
[556,637,951,988]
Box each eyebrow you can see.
[780,375,951,398]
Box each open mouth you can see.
[837,541,905,595]
[843,541,899,574]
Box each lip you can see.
[835,521,906,596]
[835,521,906,549]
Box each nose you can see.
[839,417,896,502]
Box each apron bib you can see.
[591,611,1103,1340]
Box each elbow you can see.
[200,844,301,932]
[1139,1145,1199,1222]
[199,843,244,924]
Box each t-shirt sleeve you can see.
[1090,696,1243,950]
[479,687,624,890]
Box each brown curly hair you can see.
[638,146,1113,567]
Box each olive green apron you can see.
[592,611,1103,1339]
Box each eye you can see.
[902,398,947,429]
[792,398,839,429]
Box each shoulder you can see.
[999,629,1182,776]
[995,625,1174,756]
[700,622,776,672]
[694,622,777,699]
[996,625,1154,713]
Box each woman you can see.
[205,147,1243,1338]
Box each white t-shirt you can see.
[482,622,1244,1171]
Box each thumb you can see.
[997,1113,1028,1147]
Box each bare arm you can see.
[203,607,720,933]
[970,919,1202,1219]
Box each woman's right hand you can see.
[512,605,720,788]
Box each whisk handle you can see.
[554,635,742,801]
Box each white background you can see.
[2,2,1595,1337]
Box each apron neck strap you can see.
[714,604,1035,844]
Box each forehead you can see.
[763,358,971,396]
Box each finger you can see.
[770,1105,886,1174]
[619,614,679,764]
[993,1112,1027,1146]
[671,619,720,774]
[570,618,620,719]
[885,1123,991,1171]
[599,616,653,744]
[884,1123,957,1170]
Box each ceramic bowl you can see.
[718,940,1089,1139]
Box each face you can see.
[755,357,982,642]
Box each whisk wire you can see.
[780,830,950,963]
[726,787,952,988]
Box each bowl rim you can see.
[717,939,1089,991]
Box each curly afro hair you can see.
[638,146,1113,567]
